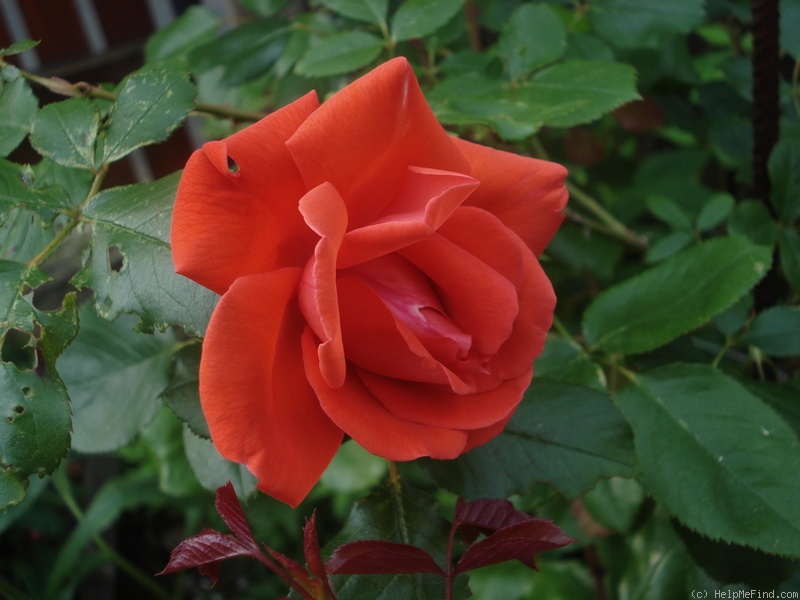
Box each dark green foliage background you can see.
[1,0,799,598]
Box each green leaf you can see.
[589,0,705,48]
[58,306,175,453]
[616,364,800,558]
[182,426,256,496]
[0,40,39,56]
[712,294,752,337]
[0,208,53,262]
[0,260,48,334]
[746,380,800,440]
[769,137,800,223]
[728,200,778,247]
[323,0,389,28]
[239,0,292,15]
[781,0,800,58]
[534,337,606,391]
[101,66,195,163]
[582,477,646,534]
[326,481,459,599]
[0,158,68,213]
[644,231,693,264]
[391,0,465,42]
[583,237,772,355]
[188,17,291,86]
[741,306,800,357]
[646,195,693,229]
[525,60,640,128]
[430,60,639,139]
[0,361,71,510]
[160,343,209,438]
[497,4,566,80]
[30,98,100,169]
[140,405,202,497]
[46,469,166,597]
[468,560,595,600]
[83,172,218,336]
[695,193,734,231]
[144,5,219,64]
[423,379,635,499]
[296,31,384,77]
[778,227,800,293]
[0,74,38,157]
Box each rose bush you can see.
[171,58,568,507]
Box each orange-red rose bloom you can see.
[171,58,568,507]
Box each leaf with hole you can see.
[82,173,218,336]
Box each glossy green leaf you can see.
[101,66,195,163]
[534,337,606,391]
[296,31,384,77]
[589,0,705,48]
[0,72,38,157]
[497,4,566,80]
[323,0,389,27]
[746,380,800,441]
[188,17,291,85]
[778,228,800,293]
[646,196,692,230]
[144,5,219,64]
[695,193,734,231]
[30,98,100,169]
[645,231,693,264]
[83,173,217,336]
[583,237,772,355]
[616,364,800,558]
[182,426,256,496]
[391,0,464,42]
[741,306,800,357]
[526,60,640,128]
[430,60,638,139]
[423,379,635,500]
[0,360,71,510]
[728,200,778,246]
[160,343,209,438]
[58,306,175,453]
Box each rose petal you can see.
[298,182,348,389]
[337,166,478,268]
[172,92,320,294]
[303,330,468,461]
[400,228,520,357]
[454,138,568,256]
[358,368,531,431]
[337,274,475,393]
[200,269,343,508]
[287,57,470,230]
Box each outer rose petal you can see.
[172,92,320,294]
[200,269,343,508]
[287,57,470,230]
[453,137,568,256]
[359,368,532,431]
[302,330,469,461]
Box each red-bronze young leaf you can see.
[304,512,335,597]
[454,518,574,574]
[214,481,257,547]
[157,530,255,584]
[454,498,531,543]
[327,540,445,576]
